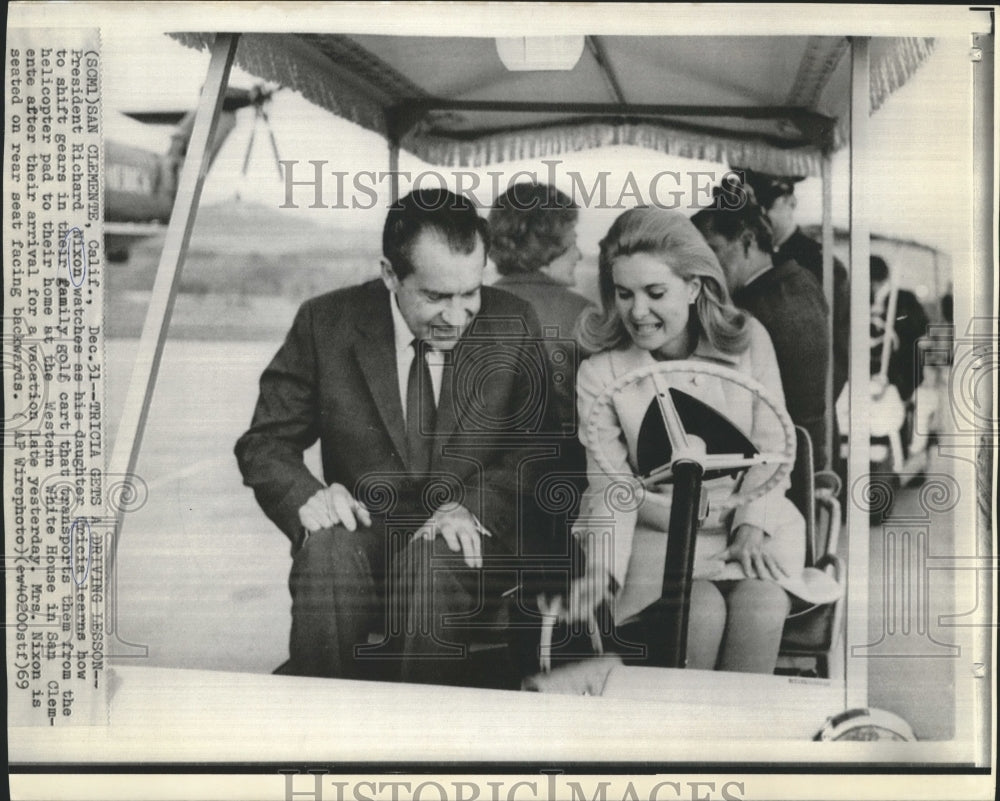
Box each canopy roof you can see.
[173,32,934,176]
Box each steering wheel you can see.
[584,359,796,510]
[534,360,796,677]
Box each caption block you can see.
[5,27,106,727]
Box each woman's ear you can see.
[740,229,756,257]
[687,276,702,304]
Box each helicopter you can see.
[104,84,279,261]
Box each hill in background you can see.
[112,200,383,296]
[107,200,384,339]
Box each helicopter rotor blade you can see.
[260,107,283,176]
[241,109,259,177]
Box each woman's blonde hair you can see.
[578,207,750,355]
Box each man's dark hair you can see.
[870,255,890,283]
[382,188,490,280]
[691,188,775,254]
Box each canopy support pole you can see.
[971,29,995,769]
[845,35,870,712]
[821,152,835,471]
[106,33,240,579]
[388,137,400,205]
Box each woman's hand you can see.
[709,523,789,581]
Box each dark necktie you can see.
[406,339,436,473]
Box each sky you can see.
[100,26,975,266]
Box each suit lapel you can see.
[353,284,409,466]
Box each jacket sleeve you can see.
[234,300,326,542]
[731,320,798,535]
[571,356,639,589]
[459,301,559,553]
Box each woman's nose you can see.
[631,296,648,318]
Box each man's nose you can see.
[441,299,471,327]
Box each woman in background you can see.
[489,182,592,345]
[570,207,804,673]
[490,183,594,512]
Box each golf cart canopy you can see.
[171,32,935,175]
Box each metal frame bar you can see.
[820,153,835,471]
[970,28,994,768]
[845,35,871,712]
[395,99,836,120]
[106,33,240,573]
[388,138,400,205]
[586,35,627,104]
[388,99,835,150]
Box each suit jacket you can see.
[775,227,850,400]
[493,272,594,484]
[235,279,557,554]
[494,272,593,341]
[871,287,929,401]
[733,258,831,470]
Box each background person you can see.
[568,208,806,674]
[489,182,591,335]
[692,194,831,470]
[870,255,930,403]
[733,167,850,406]
[489,182,594,424]
[870,255,933,475]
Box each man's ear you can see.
[380,258,398,292]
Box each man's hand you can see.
[708,523,788,581]
[415,503,486,568]
[298,483,372,533]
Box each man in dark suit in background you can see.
[235,189,561,687]
[735,167,850,404]
[870,255,930,404]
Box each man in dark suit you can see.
[734,167,850,402]
[870,255,930,402]
[235,189,561,687]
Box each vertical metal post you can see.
[845,36,871,711]
[821,152,835,471]
[970,29,994,769]
[106,33,240,573]
[388,138,400,205]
